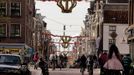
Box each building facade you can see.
[33,13,46,56]
[103,0,129,54]
[83,0,103,55]
[82,0,129,56]
[127,0,134,62]
[0,0,35,54]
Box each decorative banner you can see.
[41,32,93,47]
[42,32,90,38]
[38,0,82,2]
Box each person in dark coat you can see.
[59,54,64,70]
[122,54,132,75]
[87,55,94,75]
[79,54,87,73]
[39,58,49,75]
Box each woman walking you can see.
[103,44,124,75]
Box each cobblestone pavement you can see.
[30,67,100,75]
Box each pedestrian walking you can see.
[79,54,87,75]
[93,55,98,68]
[86,55,94,75]
[63,54,68,68]
[103,44,124,75]
[98,51,108,75]
[51,54,57,70]
[59,54,64,70]
[33,52,39,69]
[39,58,49,75]
[122,54,132,75]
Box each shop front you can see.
[0,43,32,54]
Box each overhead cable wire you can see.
[44,16,66,25]
[44,16,83,26]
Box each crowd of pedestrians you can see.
[75,54,97,75]
[31,52,69,75]
[74,44,133,75]
[49,53,68,70]
[99,44,132,75]
[30,44,133,75]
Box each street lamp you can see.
[44,39,49,61]
[110,31,118,44]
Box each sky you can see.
[35,0,90,51]
[35,0,90,36]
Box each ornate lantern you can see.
[57,0,77,13]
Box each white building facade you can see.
[103,0,129,55]
[103,24,129,54]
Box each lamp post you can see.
[110,31,117,44]
[44,39,49,61]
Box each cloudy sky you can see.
[35,0,90,51]
[35,0,90,36]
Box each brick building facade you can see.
[0,0,35,53]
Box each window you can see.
[109,26,116,33]
[0,2,7,17]
[0,24,6,37]
[10,2,21,17]
[10,24,21,37]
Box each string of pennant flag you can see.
[38,0,82,2]
[42,32,90,38]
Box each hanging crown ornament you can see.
[57,0,77,13]
[61,36,71,48]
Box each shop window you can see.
[0,24,6,37]
[10,2,21,17]
[10,24,21,37]
[0,2,7,17]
